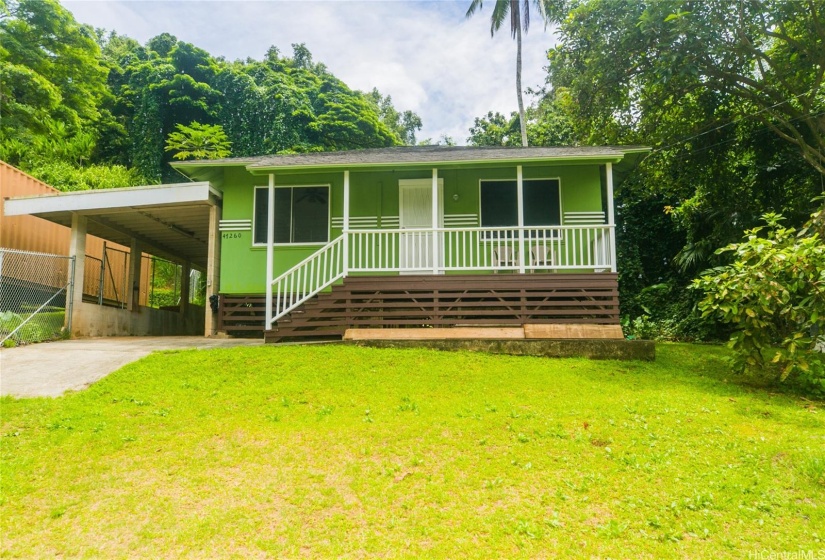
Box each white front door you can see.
[399,179,443,273]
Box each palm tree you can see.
[466,0,549,147]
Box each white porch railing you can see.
[267,225,613,326]
[347,226,614,273]
[269,235,345,325]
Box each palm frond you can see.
[465,0,484,19]
[521,0,530,33]
[490,0,511,37]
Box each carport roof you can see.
[3,182,220,268]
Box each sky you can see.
[63,0,559,145]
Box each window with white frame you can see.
[253,186,330,245]
[479,179,561,228]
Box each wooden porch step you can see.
[343,324,624,341]
[523,324,624,339]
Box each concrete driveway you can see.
[0,337,261,398]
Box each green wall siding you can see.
[216,163,606,295]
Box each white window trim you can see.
[252,184,332,247]
[477,176,563,229]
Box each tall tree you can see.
[549,0,825,174]
[0,0,109,157]
[465,0,556,147]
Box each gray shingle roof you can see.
[173,145,649,171]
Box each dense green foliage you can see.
[469,0,825,341]
[694,206,825,394]
[164,122,231,161]
[2,345,823,556]
[0,0,421,187]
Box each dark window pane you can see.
[523,179,560,226]
[292,187,328,243]
[480,181,518,227]
[273,188,292,243]
[255,186,329,244]
[253,188,268,244]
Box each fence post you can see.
[98,242,106,305]
[0,249,4,309]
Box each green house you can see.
[172,146,647,341]
[5,146,646,341]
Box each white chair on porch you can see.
[492,246,519,272]
[530,245,554,271]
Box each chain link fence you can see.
[0,249,74,346]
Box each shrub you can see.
[693,204,825,394]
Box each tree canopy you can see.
[469,0,825,342]
[0,1,422,187]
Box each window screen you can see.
[254,186,329,244]
[480,179,560,227]
[523,179,560,226]
[480,181,518,227]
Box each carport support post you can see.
[205,203,221,336]
[67,213,87,335]
[127,238,141,311]
[180,261,191,314]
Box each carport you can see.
[4,182,222,337]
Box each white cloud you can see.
[64,0,557,145]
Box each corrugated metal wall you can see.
[0,161,150,305]
[1,161,72,255]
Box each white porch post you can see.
[606,162,617,273]
[516,165,526,273]
[431,168,439,274]
[264,173,275,328]
[343,170,350,275]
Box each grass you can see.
[1,343,824,558]
[0,309,66,346]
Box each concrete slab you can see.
[0,337,261,398]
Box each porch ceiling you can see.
[3,182,220,268]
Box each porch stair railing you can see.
[267,225,614,328]
[269,234,345,327]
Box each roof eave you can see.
[246,154,627,174]
[4,181,219,217]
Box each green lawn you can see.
[2,344,823,558]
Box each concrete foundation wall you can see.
[71,302,205,337]
[347,338,656,361]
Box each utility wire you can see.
[651,86,820,154]
[667,109,825,160]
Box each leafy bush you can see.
[148,288,179,309]
[0,310,66,345]
[26,161,148,192]
[621,282,727,342]
[693,205,825,394]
